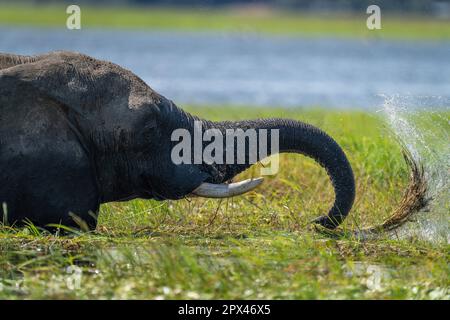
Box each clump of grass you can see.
[0,107,448,299]
[373,148,429,232]
[316,146,430,239]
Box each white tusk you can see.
[191,178,264,198]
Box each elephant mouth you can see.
[190,177,264,198]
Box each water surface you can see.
[1,27,450,108]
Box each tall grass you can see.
[0,107,448,299]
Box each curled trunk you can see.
[205,118,356,229]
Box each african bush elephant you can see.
[0,51,355,231]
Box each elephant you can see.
[0,51,355,231]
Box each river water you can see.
[1,27,449,109]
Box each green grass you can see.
[0,107,448,300]
[1,5,450,40]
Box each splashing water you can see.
[381,95,449,244]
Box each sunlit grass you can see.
[1,5,450,40]
[0,107,448,299]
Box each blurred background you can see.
[0,0,449,109]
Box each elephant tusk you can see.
[191,177,264,198]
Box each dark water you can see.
[1,27,450,108]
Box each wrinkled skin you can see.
[0,51,355,230]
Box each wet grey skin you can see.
[0,51,355,231]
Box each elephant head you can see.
[0,51,355,230]
[153,108,356,229]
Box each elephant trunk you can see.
[199,118,356,229]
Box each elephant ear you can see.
[0,51,158,113]
[0,51,115,113]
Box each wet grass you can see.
[0,107,449,299]
[1,5,450,40]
